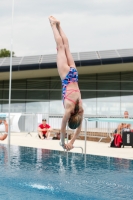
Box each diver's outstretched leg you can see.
[49,16,70,80]
[52,16,76,69]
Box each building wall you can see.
[0,71,133,116]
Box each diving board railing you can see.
[84,117,133,154]
[83,116,110,142]
[83,116,133,142]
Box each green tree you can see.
[0,49,15,58]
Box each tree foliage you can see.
[0,49,15,58]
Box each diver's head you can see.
[68,99,82,129]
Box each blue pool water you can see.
[0,144,133,200]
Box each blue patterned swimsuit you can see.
[62,67,80,105]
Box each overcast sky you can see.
[0,0,133,57]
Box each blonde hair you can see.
[68,99,82,129]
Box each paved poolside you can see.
[0,133,133,160]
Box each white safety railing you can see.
[4,113,131,134]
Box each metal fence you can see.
[4,113,133,154]
[17,113,64,135]
[8,113,133,141]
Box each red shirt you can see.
[39,124,50,135]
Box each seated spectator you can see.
[115,111,131,134]
[38,119,52,140]
[52,132,60,140]
[52,132,69,140]
[0,119,8,141]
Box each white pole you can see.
[8,0,15,146]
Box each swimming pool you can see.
[0,144,133,200]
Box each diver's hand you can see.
[65,142,74,151]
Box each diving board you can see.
[88,118,133,124]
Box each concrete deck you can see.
[0,133,133,160]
